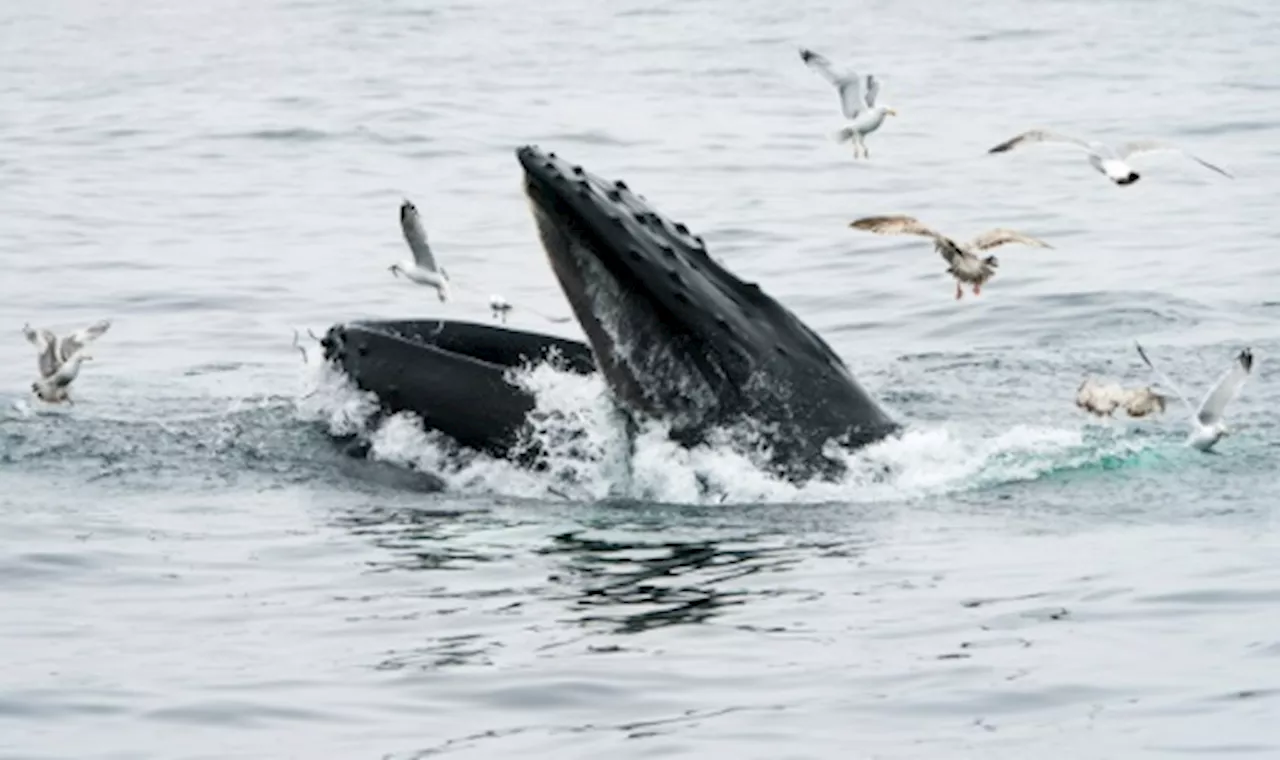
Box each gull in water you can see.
[487,293,570,326]
[1075,377,1167,419]
[849,214,1052,300]
[1135,342,1254,452]
[389,199,451,302]
[22,319,111,405]
[987,129,1232,185]
[798,47,898,159]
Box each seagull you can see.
[22,319,110,405]
[849,214,1052,300]
[987,129,1232,185]
[1134,342,1253,452]
[486,293,570,325]
[489,294,514,324]
[798,47,898,159]
[1075,377,1167,418]
[389,199,451,302]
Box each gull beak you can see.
[886,107,899,116]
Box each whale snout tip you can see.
[517,144,553,174]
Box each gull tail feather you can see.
[831,126,859,144]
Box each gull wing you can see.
[968,229,1054,251]
[399,199,440,272]
[850,215,946,241]
[863,74,880,108]
[1117,140,1233,178]
[23,324,61,378]
[799,47,868,119]
[59,319,111,363]
[1135,341,1197,419]
[988,129,1094,155]
[849,215,964,266]
[1195,348,1253,426]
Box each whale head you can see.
[516,146,898,479]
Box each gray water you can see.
[3,0,1279,757]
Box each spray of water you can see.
[292,353,1152,506]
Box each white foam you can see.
[293,356,1151,506]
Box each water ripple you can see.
[3,0,1279,756]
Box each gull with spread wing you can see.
[389,199,451,301]
[22,319,111,405]
[1135,342,1253,452]
[798,47,898,159]
[849,215,1053,300]
[987,129,1232,185]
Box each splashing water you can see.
[293,353,1157,506]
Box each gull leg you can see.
[955,282,963,300]
[973,283,982,297]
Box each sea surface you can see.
[2,0,1279,757]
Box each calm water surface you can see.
[3,0,1279,757]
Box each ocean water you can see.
[2,0,1279,757]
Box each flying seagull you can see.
[798,47,898,159]
[849,214,1052,300]
[1134,342,1253,452]
[987,129,1232,185]
[22,319,110,404]
[389,199,451,302]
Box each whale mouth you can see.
[517,146,734,433]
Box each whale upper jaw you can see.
[516,145,899,480]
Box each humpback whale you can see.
[323,146,899,483]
